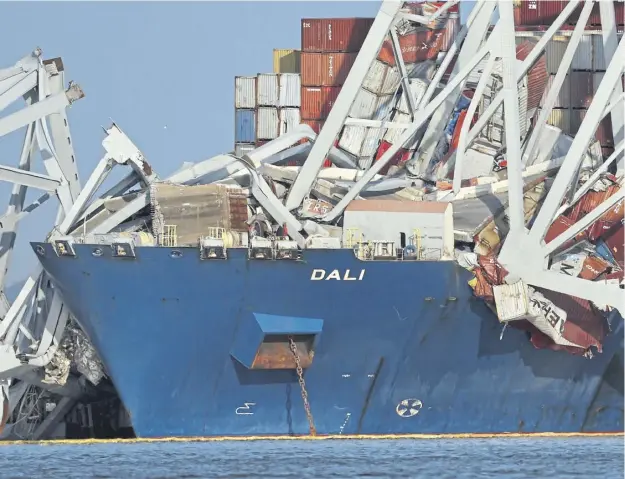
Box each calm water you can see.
[0,438,622,478]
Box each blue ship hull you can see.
[31,242,624,437]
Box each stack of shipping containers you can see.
[519,0,625,159]
[233,3,460,170]
[234,48,302,157]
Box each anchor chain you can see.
[288,335,316,436]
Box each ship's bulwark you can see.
[32,243,623,437]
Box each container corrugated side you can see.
[517,39,549,111]
[570,71,594,108]
[592,33,624,70]
[377,28,447,66]
[234,143,256,157]
[374,95,394,121]
[279,108,301,135]
[257,73,279,107]
[301,18,374,53]
[545,35,570,75]
[440,16,460,52]
[539,74,571,109]
[338,125,366,157]
[273,49,301,74]
[300,86,341,120]
[513,1,572,27]
[542,108,571,134]
[235,109,256,143]
[397,79,429,114]
[302,119,324,135]
[361,127,384,158]
[493,281,531,322]
[383,110,412,144]
[256,107,279,140]
[279,73,301,107]
[571,109,615,146]
[350,88,379,119]
[572,35,593,71]
[301,52,357,87]
[362,60,388,96]
[235,77,256,109]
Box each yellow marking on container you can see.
[273,49,301,74]
[2,431,622,446]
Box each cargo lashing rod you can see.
[288,335,316,436]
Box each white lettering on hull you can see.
[310,269,366,281]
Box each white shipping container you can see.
[279,73,301,107]
[397,79,429,114]
[545,36,569,75]
[362,60,388,95]
[383,110,411,144]
[338,125,367,157]
[350,88,379,119]
[361,128,384,158]
[279,108,301,135]
[257,73,279,107]
[358,157,375,170]
[234,143,256,157]
[373,95,394,121]
[235,76,256,109]
[256,107,279,140]
[381,66,401,95]
[493,281,530,323]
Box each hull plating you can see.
[32,243,624,438]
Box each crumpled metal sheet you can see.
[43,348,71,386]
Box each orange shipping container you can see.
[377,28,447,66]
[301,18,374,53]
[300,52,357,87]
[300,86,342,120]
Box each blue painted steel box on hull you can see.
[235,109,256,143]
[32,242,624,438]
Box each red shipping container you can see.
[377,27,447,66]
[516,40,549,111]
[514,0,624,27]
[301,18,374,53]
[301,119,324,135]
[300,86,341,120]
[571,110,615,146]
[374,140,413,175]
[300,52,357,86]
[602,223,624,268]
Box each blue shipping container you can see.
[235,109,256,143]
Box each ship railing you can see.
[159,224,178,247]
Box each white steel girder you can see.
[276,0,623,311]
[0,49,161,416]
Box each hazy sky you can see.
[0,1,474,287]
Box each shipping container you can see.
[439,16,461,52]
[592,32,624,70]
[540,74,571,108]
[301,18,374,52]
[512,1,625,27]
[571,109,615,146]
[375,140,414,175]
[338,125,367,157]
[300,52,357,86]
[300,86,342,120]
[377,27,447,66]
[397,79,429,114]
[570,71,594,108]
[301,119,324,135]
[235,109,256,143]
[362,60,390,95]
[357,157,375,170]
[278,73,301,107]
[257,73,279,107]
[256,107,279,140]
[273,49,301,74]
[542,108,571,133]
[544,35,570,75]
[349,88,394,120]
[279,108,301,135]
[361,127,384,158]
[517,39,549,111]
[234,143,255,157]
[235,76,256,109]
[383,110,412,145]
[572,35,593,71]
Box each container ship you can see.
[0,0,623,439]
